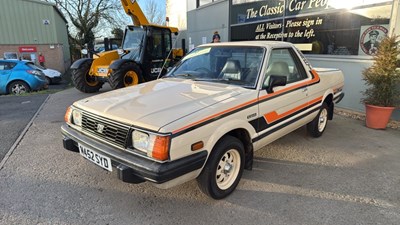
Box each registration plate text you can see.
[79,144,112,171]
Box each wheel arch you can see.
[205,121,255,171]
[323,93,334,120]
[6,79,31,94]
[109,59,138,70]
[70,58,93,69]
[225,128,254,170]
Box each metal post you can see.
[389,0,400,35]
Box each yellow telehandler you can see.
[70,0,183,93]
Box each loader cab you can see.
[121,25,173,80]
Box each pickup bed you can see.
[62,41,344,199]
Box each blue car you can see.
[0,59,48,95]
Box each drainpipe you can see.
[389,0,400,35]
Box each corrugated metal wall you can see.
[0,0,65,45]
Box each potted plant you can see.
[362,34,400,129]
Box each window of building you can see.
[4,52,18,60]
[197,0,222,8]
[230,0,393,56]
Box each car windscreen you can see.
[167,46,265,88]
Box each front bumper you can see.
[50,76,62,84]
[334,92,345,104]
[61,124,207,184]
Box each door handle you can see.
[302,88,308,92]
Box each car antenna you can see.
[157,32,181,80]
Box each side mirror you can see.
[266,75,287,94]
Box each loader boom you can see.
[120,0,149,26]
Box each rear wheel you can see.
[197,135,244,199]
[108,62,144,89]
[8,81,30,95]
[72,60,103,93]
[307,102,329,137]
[45,76,52,85]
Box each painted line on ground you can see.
[0,95,50,170]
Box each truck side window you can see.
[152,30,163,59]
[264,48,308,87]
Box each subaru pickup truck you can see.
[62,41,344,199]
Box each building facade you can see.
[167,0,400,120]
[0,0,71,73]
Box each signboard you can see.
[358,25,388,56]
[19,46,37,52]
[231,0,332,25]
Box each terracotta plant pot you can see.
[365,104,395,129]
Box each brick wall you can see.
[0,44,70,73]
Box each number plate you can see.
[78,143,112,171]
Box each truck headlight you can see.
[132,130,150,152]
[72,109,82,127]
[132,130,170,161]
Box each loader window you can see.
[152,30,163,59]
[150,29,171,59]
[121,27,146,62]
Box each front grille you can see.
[81,112,130,148]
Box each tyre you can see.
[45,76,52,85]
[108,62,143,89]
[8,81,31,95]
[71,60,103,93]
[307,102,329,137]
[197,135,245,199]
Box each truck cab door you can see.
[253,48,310,148]
[144,28,172,80]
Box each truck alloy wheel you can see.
[124,71,139,86]
[197,135,244,199]
[108,62,143,89]
[307,102,329,137]
[215,149,241,190]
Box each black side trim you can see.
[334,92,345,103]
[172,83,320,138]
[172,101,259,138]
[250,100,322,132]
[252,107,320,142]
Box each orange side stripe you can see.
[264,96,323,124]
[172,98,259,134]
[172,70,321,135]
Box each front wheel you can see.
[197,135,244,199]
[108,62,144,89]
[71,60,103,93]
[307,102,329,137]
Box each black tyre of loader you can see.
[71,60,103,93]
[108,62,144,89]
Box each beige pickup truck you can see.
[62,41,344,199]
